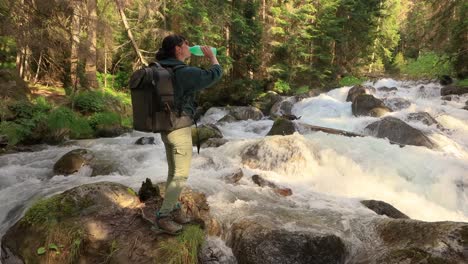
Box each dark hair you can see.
[155,34,186,61]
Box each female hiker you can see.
[153,34,222,234]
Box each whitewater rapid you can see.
[1,78,467,244]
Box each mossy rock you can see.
[267,118,297,136]
[0,182,214,264]
[192,124,223,145]
[53,149,94,175]
[379,248,449,264]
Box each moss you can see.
[159,225,205,264]
[22,193,94,226]
[127,187,137,196]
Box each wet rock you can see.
[241,135,309,173]
[267,118,297,136]
[352,94,391,117]
[384,98,411,111]
[375,219,468,264]
[229,106,264,121]
[346,85,374,102]
[365,117,435,148]
[378,86,398,92]
[251,175,292,197]
[252,91,283,115]
[217,114,237,123]
[199,237,237,264]
[193,124,223,145]
[53,148,94,175]
[441,95,453,101]
[135,136,155,145]
[224,169,244,184]
[281,114,301,120]
[406,112,440,127]
[440,85,467,96]
[1,182,218,264]
[439,75,453,85]
[138,178,160,202]
[270,97,297,118]
[228,218,347,264]
[361,200,409,219]
[202,138,228,148]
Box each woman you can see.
[154,34,222,234]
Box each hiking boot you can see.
[155,214,182,235]
[171,207,193,224]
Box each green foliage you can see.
[159,225,205,264]
[273,80,291,94]
[455,79,468,87]
[339,76,365,87]
[97,72,130,91]
[88,112,121,129]
[400,52,453,78]
[0,121,31,145]
[37,247,46,255]
[73,91,107,113]
[295,86,310,95]
[47,107,93,139]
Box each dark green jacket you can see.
[158,58,223,117]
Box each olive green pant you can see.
[159,126,193,216]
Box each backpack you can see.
[129,62,193,133]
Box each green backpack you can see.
[129,62,193,133]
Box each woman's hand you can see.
[201,46,219,65]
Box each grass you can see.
[339,76,365,86]
[455,79,468,87]
[159,225,205,264]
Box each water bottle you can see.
[189,45,217,56]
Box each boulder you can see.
[53,149,94,175]
[251,175,292,197]
[0,134,7,148]
[441,95,453,101]
[229,106,264,121]
[352,94,391,117]
[378,86,398,92]
[365,117,435,148]
[223,169,244,184]
[346,85,374,102]
[201,138,228,148]
[374,219,468,263]
[270,97,297,118]
[266,118,297,136]
[217,114,237,123]
[440,85,467,96]
[199,237,237,264]
[228,218,347,264]
[241,135,309,173]
[135,137,155,145]
[406,112,439,127]
[1,182,218,264]
[192,124,223,146]
[360,200,409,219]
[384,98,411,111]
[252,91,283,115]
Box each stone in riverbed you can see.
[53,148,94,175]
[361,200,409,219]
[365,117,435,148]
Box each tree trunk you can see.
[70,1,81,91]
[85,0,98,89]
[115,0,147,66]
